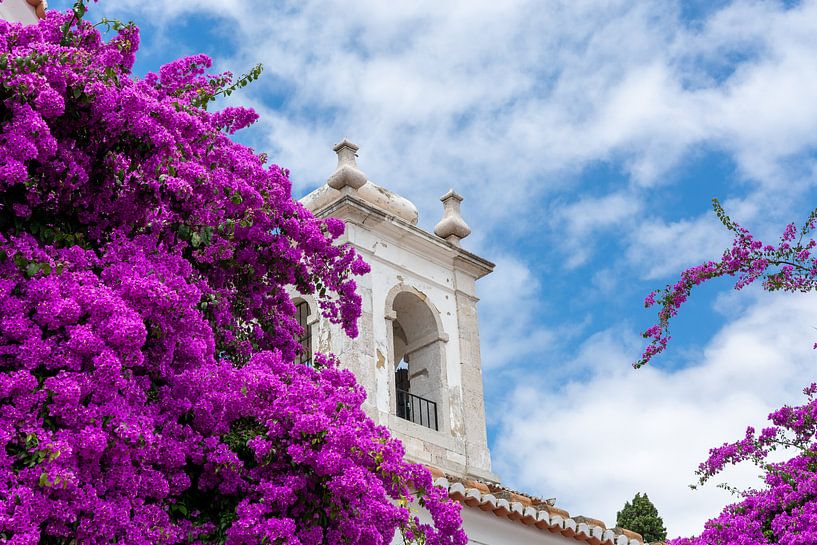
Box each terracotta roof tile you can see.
[573,516,607,530]
[424,465,446,479]
[463,479,490,493]
[616,528,644,542]
[431,469,644,545]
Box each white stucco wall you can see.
[390,504,576,545]
[0,0,38,24]
[307,218,473,473]
[459,508,581,545]
[298,193,496,481]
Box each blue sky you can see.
[51,0,817,537]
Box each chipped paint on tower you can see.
[299,139,498,482]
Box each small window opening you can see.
[391,293,441,431]
[295,300,312,365]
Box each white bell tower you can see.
[299,139,498,482]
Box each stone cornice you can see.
[312,194,495,280]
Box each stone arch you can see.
[384,284,446,340]
[384,284,449,431]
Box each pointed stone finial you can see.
[434,189,471,247]
[327,138,367,190]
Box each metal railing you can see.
[396,388,438,431]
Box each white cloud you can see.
[626,212,732,279]
[493,291,817,537]
[551,192,643,268]
[477,255,558,371]
[98,0,817,261]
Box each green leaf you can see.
[202,226,214,245]
[173,503,189,516]
[25,433,39,449]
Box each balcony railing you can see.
[396,388,438,431]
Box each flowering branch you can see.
[673,384,817,545]
[637,198,817,368]
[636,200,817,543]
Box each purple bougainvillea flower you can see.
[0,7,463,545]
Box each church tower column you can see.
[453,271,493,478]
[436,190,494,478]
[299,140,498,482]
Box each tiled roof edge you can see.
[436,476,644,545]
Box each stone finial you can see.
[434,189,471,246]
[327,138,367,190]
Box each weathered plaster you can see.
[288,140,499,480]
[297,180,498,481]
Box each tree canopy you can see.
[616,493,667,543]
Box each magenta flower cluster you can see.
[639,200,817,543]
[672,383,817,545]
[637,199,817,368]
[0,9,465,545]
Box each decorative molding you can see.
[312,195,494,278]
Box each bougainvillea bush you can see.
[675,384,817,545]
[0,7,465,545]
[640,200,817,544]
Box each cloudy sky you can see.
[53,0,817,537]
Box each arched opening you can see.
[294,299,313,365]
[391,291,444,431]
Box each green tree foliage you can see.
[616,493,668,542]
